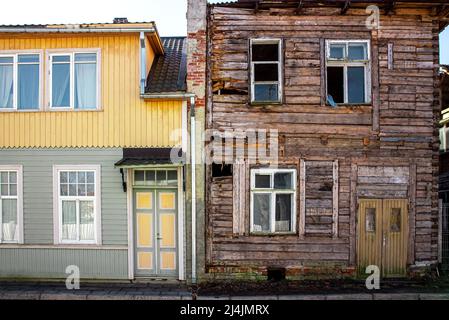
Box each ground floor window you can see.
[53,165,101,244]
[250,168,296,234]
[0,166,22,243]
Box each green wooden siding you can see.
[0,248,128,279]
[0,149,127,245]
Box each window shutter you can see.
[232,161,248,236]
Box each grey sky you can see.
[0,0,447,63]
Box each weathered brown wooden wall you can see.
[206,5,440,277]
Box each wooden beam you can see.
[341,0,350,15]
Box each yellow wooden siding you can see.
[0,33,182,148]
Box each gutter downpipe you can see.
[190,95,197,284]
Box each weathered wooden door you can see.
[357,199,408,277]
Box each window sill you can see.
[250,232,297,237]
[250,101,283,106]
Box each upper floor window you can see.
[0,166,23,244]
[250,169,296,234]
[250,39,282,104]
[441,125,449,153]
[326,40,371,105]
[50,52,99,110]
[0,53,41,110]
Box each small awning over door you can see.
[115,148,185,168]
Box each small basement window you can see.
[212,163,233,177]
[325,40,371,106]
[250,39,282,104]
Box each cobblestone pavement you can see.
[1,281,449,300]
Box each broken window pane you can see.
[390,208,401,232]
[275,194,292,232]
[366,208,376,232]
[253,193,271,232]
[330,44,345,59]
[274,172,292,189]
[348,44,367,60]
[252,44,279,61]
[254,84,279,102]
[327,66,344,104]
[255,174,271,188]
[348,66,365,104]
[254,64,278,82]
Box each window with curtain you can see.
[325,40,371,105]
[0,170,19,243]
[57,168,98,243]
[250,169,296,234]
[0,54,40,110]
[51,52,98,110]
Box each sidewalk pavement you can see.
[1,281,449,300]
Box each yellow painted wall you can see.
[0,33,182,148]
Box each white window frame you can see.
[0,51,43,111]
[325,40,371,104]
[47,49,101,110]
[250,168,296,234]
[250,38,283,104]
[0,165,23,244]
[53,165,102,245]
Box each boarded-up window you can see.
[300,160,339,237]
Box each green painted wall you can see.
[0,149,128,279]
[0,248,128,279]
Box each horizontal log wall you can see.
[206,5,439,275]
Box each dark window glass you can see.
[255,174,271,188]
[254,84,279,102]
[254,64,278,82]
[275,194,292,232]
[327,66,344,104]
[253,193,271,232]
[252,44,279,61]
[390,208,401,232]
[274,172,292,189]
[366,208,376,232]
[348,66,365,103]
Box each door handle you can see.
[383,234,386,247]
[157,233,163,241]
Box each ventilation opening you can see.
[211,163,233,177]
[267,267,286,282]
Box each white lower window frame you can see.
[0,165,23,244]
[250,168,297,234]
[53,165,102,245]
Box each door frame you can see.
[356,197,410,278]
[126,166,185,280]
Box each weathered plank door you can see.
[357,199,408,277]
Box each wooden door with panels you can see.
[357,199,408,277]
[134,189,178,278]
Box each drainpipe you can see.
[190,97,196,283]
[139,32,146,96]
[190,96,197,284]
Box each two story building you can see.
[188,0,448,279]
[0,20,202,282]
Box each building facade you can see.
[0,21,202,281]
[197,0,448,279]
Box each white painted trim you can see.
[0,51,44,112]
[127,169,135,280]
[177,167,185,281]
[249,168,297,234]
[182,100,188,153]
[47,48,101,111]
[325,40,371,104]
[249,38,283,104]
[52,164,102,245]
[0,165,23,244]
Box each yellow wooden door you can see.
[382,199,408,277]
[357,199,408,277]
[357,199,383,274]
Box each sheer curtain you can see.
[2,199,17,242]
[18,64,39,110]
[52,63,70,107]
[62,201,77,241]
[0,65,13,108]
[75,62,96,109]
